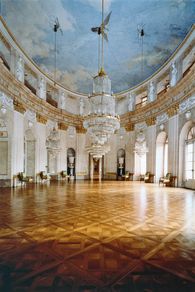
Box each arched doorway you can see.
[117,149,125,179]
[89,155,104,180]
[156,131,168,183]
[67,148,76,178]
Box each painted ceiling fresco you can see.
[2,0,195,93]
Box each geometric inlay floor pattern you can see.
[0,181,195,291]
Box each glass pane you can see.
[187,152,193,162]
[187,143,193,153]
[186,162,193,170]
[186,171,192,180]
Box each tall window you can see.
[185,127,195,180]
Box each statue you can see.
[128,93,135,112]
[38,77,46,100]
[79,97,84,116]
[170,61,178,87]
[148,81,156,102]
[58,91,66,110]
[15,55,24,82]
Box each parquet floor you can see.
[0,181,195,291]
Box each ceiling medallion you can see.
[83,0,120,157]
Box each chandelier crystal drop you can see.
[83,0,120,156]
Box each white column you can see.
[146,125,156,175]
[125,131,135,173]
[168,115,179,178]
[76,133,88,179]
[99,157,102,180]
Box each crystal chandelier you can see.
[83,0,120,155]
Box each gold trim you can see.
[13,100,26,114]
[146,117,156,126]
[37,114,47,124]
[58,123,68,131]
[125,124,134,132]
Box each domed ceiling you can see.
[2,0,195,94]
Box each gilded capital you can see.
[58,122,68,131]
[125,123,134,132]
[37,114,47,124]
[146,117,156,126]
[14,100,26,114]
[167,103,179,118]
[76,125,87,134]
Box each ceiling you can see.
[2,0,195,94]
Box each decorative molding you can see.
[179,96,195,113]
[37,114,47,124]
[134,122,147,131]
[156,113,169,125]
[25,109,36,122]
[0,91,14,110]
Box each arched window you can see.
[185,126,195,180]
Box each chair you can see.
[122,171,130,181]
[159,173,172,186]
[144,172,155,183]
[18,172,32,186]
[60,171,70,181]
[40,171,50,183]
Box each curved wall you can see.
[0,17,195,187]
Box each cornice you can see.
[0,61,84,128]
[120,63,195,127]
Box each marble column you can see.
[168,114,179,179]
[146,125,156,176]
[99,157,102,180]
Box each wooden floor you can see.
[0,181,195,291]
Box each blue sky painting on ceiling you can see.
[2,0,195,93]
